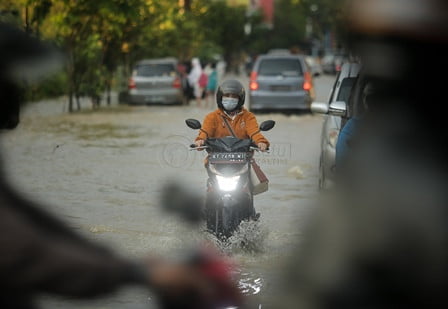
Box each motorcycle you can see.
[185,118,275,239]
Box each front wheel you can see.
[205,192,254,239]
[205,201,238,239]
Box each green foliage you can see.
[13,0,343,108]
[24,71,68,102]
[196,0,247,71]
[271,0,307,49]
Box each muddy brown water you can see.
[0,76,334,308]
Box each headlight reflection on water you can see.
[238,273,263,295]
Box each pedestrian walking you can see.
[205,62,218,109]
[187,57,204,107]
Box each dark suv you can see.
[248,53,315,113]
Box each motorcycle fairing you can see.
[205,136,253,153]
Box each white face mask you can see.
[222,97,239,111]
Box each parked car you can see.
[126,57,185,105]
[305,56,323,77]
[267,48,291,55]
[311,62,361,189]
[321,54,346,75]
[248,53,315,113]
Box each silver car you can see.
[311,62,360,189]
[248,53,315,113]
[127,57,185,105]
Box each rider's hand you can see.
[195,139,205,150]
[257,142,267,152]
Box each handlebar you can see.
[250,146,270,152]
[189,144,209,151]
[190,144,268,152]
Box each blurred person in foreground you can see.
[335,76,382,169]
[0,22,242,309]
[275,0,448,308]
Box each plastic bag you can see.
[250,160,268,195]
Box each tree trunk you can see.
[68,91,73,113]
[106,76,111,105]
[184,0,191,11]
[75,93,81,110]
[75,88,81,110]
[25,6,30,33]
[67,49,75,112]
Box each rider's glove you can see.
[194,139,205,150]
[257,142,267,152]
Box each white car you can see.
[126,57,185,105]
[305,56,323,77]
[311,62,360,189]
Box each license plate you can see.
[270,85,291,91]
[209,152,246,163]
[145,96,163,102]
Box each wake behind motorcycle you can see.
[186,118,275,239]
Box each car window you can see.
[336,77,356,103]
[257,59,303,76]
[134,63,175,77]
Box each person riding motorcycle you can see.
[194,79,270,221]
[194,79,269,151]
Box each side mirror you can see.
[328,101,347,117]
[185,119,201,130]
[259,120,275,131]
[311,102,328,114]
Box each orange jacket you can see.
[195,108,270,147]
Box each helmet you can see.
[216,79,245,112]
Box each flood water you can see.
[0,75,334,308]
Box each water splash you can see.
[202,220,269,255]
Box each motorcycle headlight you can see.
[216,175,240,191]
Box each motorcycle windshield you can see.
[206,136,253,152]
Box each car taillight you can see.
[172,77,181,88]
[303,81,312,91]
[249,71,258,91]
[249,81,259,91]
[128,78,136,90]
[303,71,312,91]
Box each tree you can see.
[197,0,247,72]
